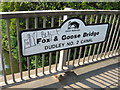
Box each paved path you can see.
[9,56,120,89]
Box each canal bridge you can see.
[0,9,120,89]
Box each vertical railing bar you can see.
[104,14,116,57]
[64,50,68,66]
[1,54,8,84]
[83,15,88,63]
[82,47,87,62]
[100,15,104,23]
[91,15,99,61]
[6,19,15,82]
[51,16,54,27]
[16,18,23,80]
[35,56,38,76]
[55,51,59,71]
[49,16,54,73]
[59,16,67,70]
[55,16,62,71]
[26,18,29,29]
[73,14,83,65]
[42,54,45,74]
[108,16,119,56]
[111,25,120,55]
[73,48,77,66]
[74,5,84,63]
[67,49,71,67]
[90,15,93,24]
[114,35,120,55]
[35,17,38,76]
[114,25,120,55]
[26,18,31,78]
[0,28,8,84]
[96,15,104,59]
[118,44,120,55]
[49,52,52,73]
[85,15,93,63]
[76,15,84,65]
[59,16,62,26]
[78,47,82,65]
[100,14,112,58]
[42,16,46,74]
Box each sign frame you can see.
[20,17,110,57]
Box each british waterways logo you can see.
[66,21,80,32]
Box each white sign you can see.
[20,17,109,56]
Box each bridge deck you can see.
[8,56,120,89]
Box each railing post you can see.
[0,16,1,67]
[6,19,15,82]
[0,22,8,84]
[58,8,74,71]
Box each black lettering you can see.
[62,35,66,40]
[45,46,48,50]
[37,38,41,44]
[74,35,77,38]
[47,39,50,42]
[71,35,73,39]
[83,32,99,37]
[67,36,70,39]
[62,34,81,40]
[81,40,84,43]
[83,33,88,37]
[76,40,79,44]
[78,34,81,38]
[42,39,46,43]
[67,41,74,46]
[54,36,58,41]
[81,39,92,44]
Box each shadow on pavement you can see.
[33,62,120,89]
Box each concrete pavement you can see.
[7,56,120,89]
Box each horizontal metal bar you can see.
[1,10,120,19]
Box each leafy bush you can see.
[1,2,120,70]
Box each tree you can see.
[1,2,120,71]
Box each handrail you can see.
[0,9,119,87]
[0,10,120,19]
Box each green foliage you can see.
[1,2,120,71]
[1,2,120,12]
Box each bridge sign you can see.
[20,17,109,56]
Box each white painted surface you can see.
[21,18,108,56]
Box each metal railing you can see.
[0,9,120,87]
